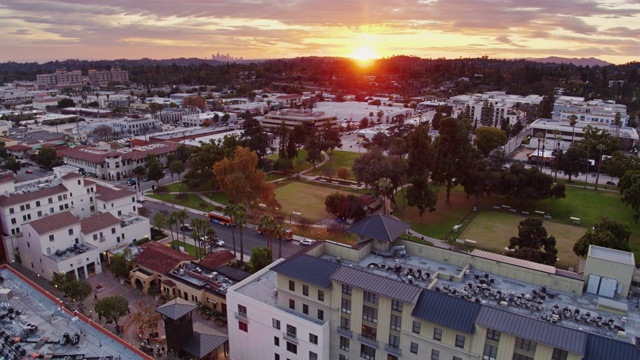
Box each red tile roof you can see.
[0,184,67,207]
[95,184,135,202]
[7,144,31,151]
[136,241,195,274]
[80,212,121,234]
[198,250,235,269]
[27,211,79,234]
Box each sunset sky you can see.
[1,0,639,64]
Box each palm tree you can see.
[173,209,189,249]
[234,205,248,263]
[569,114,578,142]
[223,204,239,258]
[166,212,177,243]
[258,215,277,252]
[271,219,286,259]
[594,143,607,190]
[614,112,622,139]
[191,218,209,259]
[204,228,218,255]
[535,131,545,170]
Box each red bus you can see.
[258,226,294,241]
[207,211,235,227]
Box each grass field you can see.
[305,150,361,180]
[458,211,587,269]
[274,182,355,222]
[147,193,217,212]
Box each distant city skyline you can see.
[1,1,639,65]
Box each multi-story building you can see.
[449,92,542,128]
[111,117,161,137]
[552,96,630,126]
[527,118,639,151]
[181,111,237,127]
[262,109,338,132]
[227,214,640,360]
[60,141,180,180]
[0,165,149,279]
[36,70,83,87]
[87,68,129,86]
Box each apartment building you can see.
[36,70,83,87]
[181,111,238,127]
[552,96,629,126]
[226,215,640,360]
[527,118,639,151]
[111,117,161,136]
[0,166,149,280]
[87,68,129,86]
[60,141,180,180]
[262,109,338,132]
[449,92,542,128]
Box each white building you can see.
[111,117,161,137]
[36,70,83,87]
[552,96,630,126]
[181,111,237,127]
[449,92,543,128]
[0,166,150,279]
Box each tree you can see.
[57,98,75,109]
[496,163,565,206]
[91,125,114,141]
[65,279,93,305]
[131,299,162,338]
[146,161,163,186]
[213,147,278,209]
[431,117,474,206]
[537,92,555,119]
[109,249,134,280]
[573,217,631,256]
[248,246,272,273]
[406,175,438,222]
[240,117,271,170]
[176,144,191,163]
[569,114,578,142]
[132,166,147,193]
[190,217,210,259]
[619,170,640,222]
[224,203,247,262]
[172,209,189,249]
[507,217,558,265]
[304,129,323,168]
[258,214,278,251]
[601,150,640,179]
[337,168,350,181]
[474,127,506,157]
[152,211,167,231]
[182,96,206,110]
[169,160,184,188]
[37,146,63,170]
[4,156,20,174]
[94,295,129,327]
[557,145,587,182]
[183,139,224,189]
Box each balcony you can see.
[384,344,401,357]
[337,326,352,338]
[234,312,247,321]
[357,334,378,349]
[283,332,298,344]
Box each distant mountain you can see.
[526,56,611,67]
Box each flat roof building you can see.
[262,109,338,132]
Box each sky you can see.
[1,0,639,65]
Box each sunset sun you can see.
[348,46,379,65]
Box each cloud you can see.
[0,0,638,63]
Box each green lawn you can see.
[274,182,356,222]
[147,193,217,212]
[267,149,315,174]
[169,240,203,259]
[458,211,586,269]
[306,150,361,179]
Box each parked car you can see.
[180,224,194,232]
[25,170,33,174]
[606,181,617,186]
[142,176,149,182]
[300,239,315,246]
[213,237,225,247]
[137,196,146,203]
[127,178,137,186]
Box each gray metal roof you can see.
[411,290,482,334]
[476,306,587,355]
[331,266,422,304]
[589,245,635,266]
[156,297,198,320]
[348,214,410,242]
[182,332,228,358]
[272,254,342,288]
[584,334,640,360]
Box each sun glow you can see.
[348,45,379,65]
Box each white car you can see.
[213,237,225,247]
[135,203,143,209]
[300,239,315,246]
[137,196,146,203]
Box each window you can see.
[342,284,352,295]
[454,357,462,360]
[512,355,534,360]
[289,280,295,291]
[515,338,536,353]
[363,291,378,304]
[309,351,318,360]
[340,336,350,351]
[410,342,418,354]
[274,336,280,346]
[431,349,439,360]
[37,211,42,217]
[10,218,16,224]
[483,344,498,360]
[303,285,309,296]
[390,314,401,331]
[361,325,376,341]
[339,355,347,360]
[433,328,442,341]
[309,333,318,345]
[341,297,351,313]
[317,309,324,321]
[272,318,281,329]
[318,290,324,301]
[35,201,40,207]
[49,234,55,242]
[68,229,74,235]
[340,317,350,331]
[8,208,13,214]
[455,335,466,348]
[238,304,247,316]
[362,305,377,323]
[286,325,297,338]
[20,205,25,211]
[238,321,248,332]
[303,304,309,315]
[289,299,295,310]
[391,299,403,312]
[48,198,53,204]
[388,334,400,349]
[486,329,501,342]
[286,342,297,354]
[412,321,421,334]
[360,344,375,360]
[552,348,568,360]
